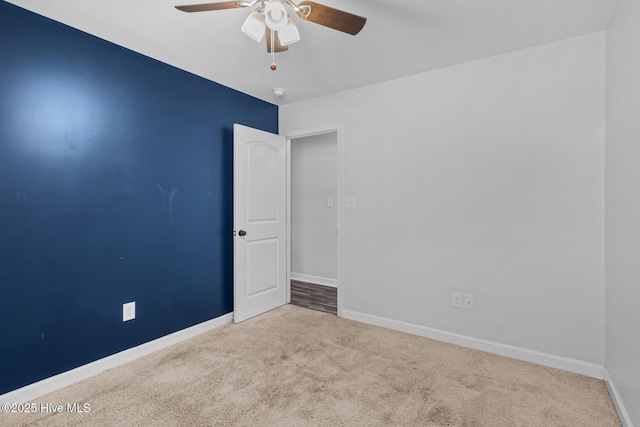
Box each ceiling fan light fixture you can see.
[277,18,300,46]
[241,11,266,42]
[264,0,288,31]
[175,0,368,70]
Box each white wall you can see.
[281,32,606,365]
[290,133,338,283]
[606,0,640,424]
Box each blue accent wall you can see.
[0,2,278,394]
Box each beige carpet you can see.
[1,305,620,426]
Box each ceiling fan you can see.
[175,0,367,70]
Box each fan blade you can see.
[296,1,366,35]
[175,1,240,12]
[266,30,288,53]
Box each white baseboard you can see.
[604,369,635,427]
[342,309,604,380]
[290,272,337,288]
[0,312,234,404]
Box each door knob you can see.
[238,230,247,236]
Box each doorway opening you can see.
[287,127,343,316]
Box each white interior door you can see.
[233,124,287,323]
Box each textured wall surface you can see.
[291,133,338,282]
[606,0,640,424]
[0,2,277,394]
[281,32,606,366]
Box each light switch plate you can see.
[452,292,462,308]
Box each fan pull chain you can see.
[270,30,277,70]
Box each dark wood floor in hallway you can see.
[290,280,337,315]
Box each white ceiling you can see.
[6,0,618,105]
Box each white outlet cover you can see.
[463,295,474,310]
[123,301,136,321]
[345,195,357,208]
[452,292,462,308]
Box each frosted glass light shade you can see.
[242,11,266,42]
[264,0,288,31]
[277,18,300,46]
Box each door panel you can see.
[247,238,279,297]
[247,143,279,222]
[234,124,287,323]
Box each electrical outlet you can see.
[123,301,136,322]
[451,292,462,308]
[463,295,474,310]
[345,195,357,208]
[327,197,334,207]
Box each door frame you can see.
[285,124,344,317]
